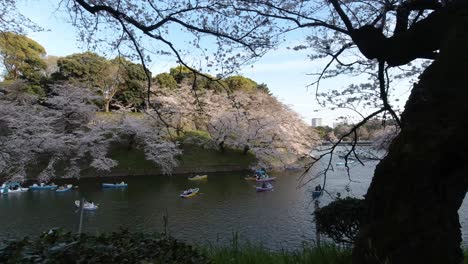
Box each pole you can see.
[78,197,84,234]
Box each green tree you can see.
[113,57,148,111]
[315,126,333,139]
[256,83,272,95]
[169,65,192,83]
[0,32,46,83]
[53,51,108,87]
[225,76,257,93]
[154,73,177,89]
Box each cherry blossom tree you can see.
[0,83,180,182]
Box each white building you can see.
[311,118,322,127]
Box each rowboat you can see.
[180,188,199,198]
[256,185,273,192]
[56,184,73,192]
[29,183,58,190]
[256,177,276,183]
[75,200,98,210]
[312,190,322,199]
[188,175,208,181]
[102,182,128,188]
[336,160,356,166]
[1,182,28,194]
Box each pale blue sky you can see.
[18,0,412,126]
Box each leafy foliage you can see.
[0,32,46,84]
[225,75,258,93]
[53,51,108,86]
[154,72,177,90]
[315,197,365,245]
[0,229,210,264]
[169,66,193,83]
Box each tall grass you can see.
[205,242,352,264]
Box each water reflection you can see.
[0,156,466,250]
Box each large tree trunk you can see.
[353,15,468,264]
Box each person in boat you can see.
[262,182,267,188]
[315,185,322,191]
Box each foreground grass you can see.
[206,243,352,264]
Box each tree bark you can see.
[105,100,110,112]
[353,13,468,264]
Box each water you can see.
[0,157,467,250]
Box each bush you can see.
[179,130,214,148]
[154,73,178,90]
[315,197,365,244]
[225,76,257,93]
[0,229,210,264]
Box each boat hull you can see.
[0,188,28,194]
[255,177,276,183]
[256,186,273,192]
[188,175,208,181]
[102,183,128,188]
[75,200,98,210]
[56,187,72,192]
[312,191,322,199]
[180,188,200,198]
[29,185,57,190]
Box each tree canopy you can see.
[0,32,46,82]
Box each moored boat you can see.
[180,188,199,198]
[255,177,276,183]
[29,183,57,190]
[256,182,274,192]
[188,175,208,181]
[56,184,73,193]
[336,160,356,166]
[102,182,128,188]
[1,182,28,194]
[256,185,274,192]
[312,190,322,199]
[75,200,98,210]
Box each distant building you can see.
[311,118,322,127]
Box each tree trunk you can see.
[105,100,110,112]
[243,145,250,155]
[353,16,468,264]
[219,141,225,153]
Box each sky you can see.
[16,0,413,127]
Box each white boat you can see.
[56,184,73,192]
[102,182,128,188]
[1,182,28,194]
[75,200,99,210]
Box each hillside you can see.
[0,43,318,181]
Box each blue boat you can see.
[1,182,28,194]
[55,184,73,192]
[102,182,128,188]
[312,190,322,199]
[29,183,57,190]
[335,160,356,166]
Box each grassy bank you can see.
[206,244,352,264]
[1,229,467,264]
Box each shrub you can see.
[0,229,210,264]
[225,76,257,93]
[314,197,365,244]
[154,73,178,90]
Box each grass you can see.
[205,243,352,264]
